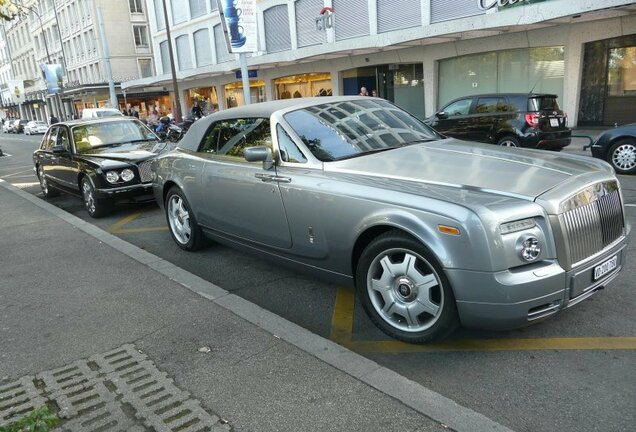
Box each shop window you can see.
[194,29,212,67]
[608,47,636,96]
[224,80,266,107]
[176,35,192,70]
[274,73,332,99]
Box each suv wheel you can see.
[497,136,520,147]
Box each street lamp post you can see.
[161,0,182,122]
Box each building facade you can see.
[0,0,165,121]
[123,0,636,126]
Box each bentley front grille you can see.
[562,188,624,265]
[137,160,153,183]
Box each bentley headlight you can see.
[121,168,135,182]
[105,171,119,184]
[518,236,541,262]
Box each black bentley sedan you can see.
[33,117,171,217]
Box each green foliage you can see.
[0,407,60,432]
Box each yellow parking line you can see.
[109,211,143,233]
[329,287,636,352]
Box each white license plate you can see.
[593,255,618,281]
[549,118,559,127]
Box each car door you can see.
[470,96,502,143]
[431,98,473,140]
[197,117,292,249]
[52,126,81,192]
[38,128,61,188]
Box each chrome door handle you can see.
[255,173,292,183]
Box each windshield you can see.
[71,120,157,153]
[283,99,439,161]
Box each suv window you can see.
[528,96,560,111]
[475,97,500,113]
[443,99,472,116]
[198,118,272,159]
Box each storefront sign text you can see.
[478,0,543,11]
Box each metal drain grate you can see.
[2,344,230,432]
[0,376,47,427]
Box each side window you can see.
[443,99,472,116]
[277,125,307,164]
[198,118,272,159]
[497,97,516,112]
[44,128,58,151]
[40,130,52,150]
[474,97,499,114]
[57,127,70,152]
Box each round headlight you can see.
[121,168,135,182]
[519,237,541,262]
[105,171,119,184]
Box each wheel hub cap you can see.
[395,277,417,302]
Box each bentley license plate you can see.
[550,118,559,127]
[593,255,617,281]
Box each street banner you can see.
[40,63,64,94]
[7,80,25,104]
[217,0,257,53]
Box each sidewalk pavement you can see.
[0,180,514,432]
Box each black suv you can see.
[425,93,571,150]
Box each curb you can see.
[0,179,515,432]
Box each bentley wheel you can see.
[165,187,205,251]
[81,177,110,218]
[37,165,58,198]
[497,136,520,147]
[356,231,458,343]
[608,139,636,175]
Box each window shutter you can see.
[176,35,192,70]
[377,0,421,33]
[194,29,212,67]
[214,24,232,63]
[171,0,188,25]
[189,0,206,18]
[333,0,369,41]
[295,0,324,48]
[430,0,485,23]
[264,5,291,53]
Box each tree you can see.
[0,0,20,21]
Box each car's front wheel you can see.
[81,177,110,218]
[356,231,459,344]
[608,139,636,175]
[497,135,520,147]
[165,187,205,251]
[37,165,58,198]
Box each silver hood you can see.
[326,139,613,201]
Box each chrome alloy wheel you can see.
[168,195,192,245]
[499,138,518,147]
[38,166,48,195]
[366,248,444,332]
[82,180,95,214]
[611,143,636,171]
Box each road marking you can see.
[625,204,636,207]
[2,168,34,178]
[10,182,40,189]
[109,210,168,234]
[330,287,636,352]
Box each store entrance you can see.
[342,64,424,119]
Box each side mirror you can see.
[52,145,68,154]
[244,146,274,170]
[436,111,448,119]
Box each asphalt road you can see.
[1,132,634,432]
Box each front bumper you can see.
[95,182,155,203]
[447,237,627,330]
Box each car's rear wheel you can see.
[497,136,520,147]
[81,177,110,218]
[356,231,459,343]
[165,187,205,251]
[608,139,636,175]
[37,165,58,198]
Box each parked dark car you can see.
[425,93,571,150]
[590,124,636,175]
[33,117,172,217]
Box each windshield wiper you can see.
[127,138,157,143]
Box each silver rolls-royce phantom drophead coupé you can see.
[151,97,629,343]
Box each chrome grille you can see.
[562,189,624,265]
[137,160,153,183]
